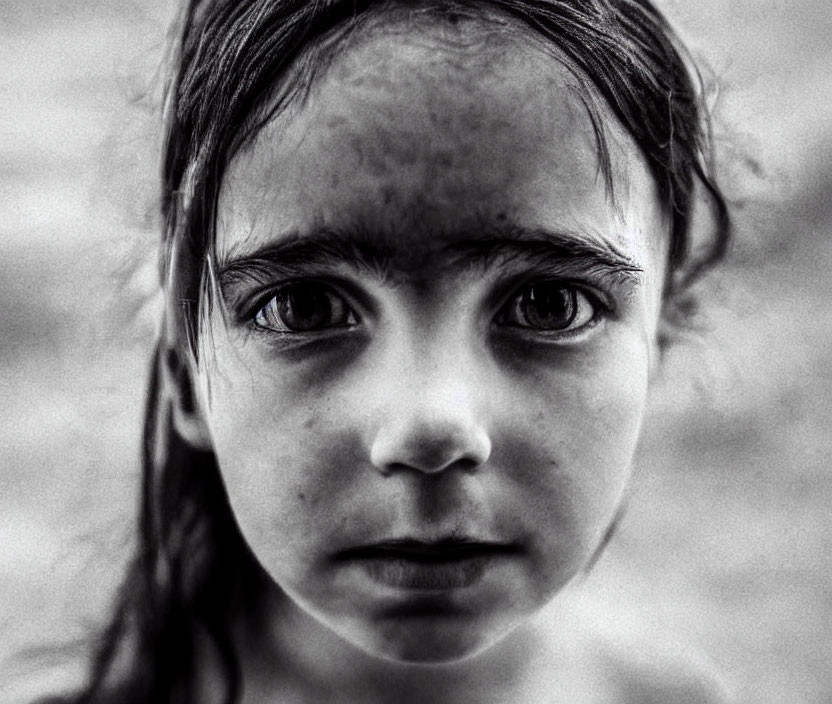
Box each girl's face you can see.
[196,26,667,664]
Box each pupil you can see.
[279,286,331,331]
[523,284,576,329]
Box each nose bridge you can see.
[368,326,491,475]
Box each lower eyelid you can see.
[490,315,606,347]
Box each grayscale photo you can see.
[2,1,831,703]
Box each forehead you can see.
[216,17,663,269]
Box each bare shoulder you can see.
[530,595,732,704]
[588,623,732,704]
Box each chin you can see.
[354,613,516,666]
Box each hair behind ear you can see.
[139,341,245,703]
[38,344,249,704]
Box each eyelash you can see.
[251,280,359,334]
[494,279,606,338]
[248,277,609,340]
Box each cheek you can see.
[200,317,651,598]
[493,332,649,566]
[201,358,368,571]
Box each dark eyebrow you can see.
[217,223,644,295]
[444,224,644,278]
[218,227,398,293]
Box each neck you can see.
[232,572,589,704]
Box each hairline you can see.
[230,4,632,195]
[168,0,714,362]
[207,4,644,277]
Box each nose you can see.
[369,357,492,476]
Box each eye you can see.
[253,282,358,333]
[497,280,597,333]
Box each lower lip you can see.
[347,553,509,591]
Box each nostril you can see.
[370,421,491,475]
[448,456,482,474]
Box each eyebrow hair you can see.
[445,224,644,276]
[217,223,644,295]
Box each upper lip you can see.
[334,538,520,562]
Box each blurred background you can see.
[1,1,831,702]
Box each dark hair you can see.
[45,1,730,702]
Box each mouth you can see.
[334,539,521,591]
[337,538,519,562]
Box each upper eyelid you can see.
[495,282,610,324]
[487,270,618,321]
[226,260,631,327]
[247,278,371,329]
[228,277,350,323]
[494,282,607,341]
[254,281,359,334]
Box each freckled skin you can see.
[197,18,671,704]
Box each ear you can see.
[163,348,213,450]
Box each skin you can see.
[182,17,710,704]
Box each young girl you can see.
[43,0,731,702]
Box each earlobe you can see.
[163,347,213,450]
